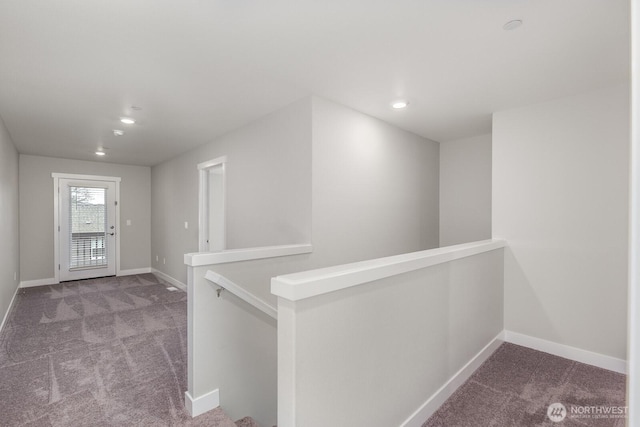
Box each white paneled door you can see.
[58,178,117,281]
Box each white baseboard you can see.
[19,277,58,288]
[185,389,219,417]
[396,330,627,427]
[21,270,155,285]
[503,330,627,374]
[118,267,152,276]
[400,332,504,427]
[151,269,187,291]
[0,284,20,333]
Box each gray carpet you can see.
[4,275,624,427]
[0,274,243,427]
[424,342,627,427]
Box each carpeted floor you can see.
[0,273,243,427]
[2,274,626,427]
[424,342,627,427]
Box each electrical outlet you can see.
[14,272,17,281]
[156,255,159,263]
[126,219,132,226]
[163,258,166,265]
[184,221,188,229]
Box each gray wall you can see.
[0,117,20,324]
[310,96,439,266]
[208,96,441,303]
[439,133,492,246]
[19,155,151,281]
[151,98,313,285]
[155,96,440,286]
[493,84,629,359]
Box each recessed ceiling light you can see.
[113,130,125,136]
[503,20,523,31]
[120,117,135,124]
[392,100,409,109]
[95,151,106,156]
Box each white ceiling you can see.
[0,0,629,166]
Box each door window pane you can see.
[69,186,108,269]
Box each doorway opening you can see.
[53,173,121,282]
[198,156,227,252]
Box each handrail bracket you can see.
[204,270,278,320]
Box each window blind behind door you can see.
[69,186,108,269]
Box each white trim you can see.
[629,0,640,422]
[205,270,277,319]
[117,267,152,276]
[400,332,504,427]
[198,156,227,252]
[198,167,208,252]
[399,330,627,426]
[184,389,220,417]
[503,330,627,374]
[0,284,20,333]
[185,243,313,267]
[19,277,58,288]
[277,298,297,427]
[151,268,187,291]
[53,176,59,283]
[197,155,228,171]
[52,173,121,283]
[198,156,227,170]
[115,182,121,277]
[51,173,122,182]
[187,267,195,407]
[271,239,505,302]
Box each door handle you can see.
[109,232,115,236]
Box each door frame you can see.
[197,156,227,252]
[52,173,121,283]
